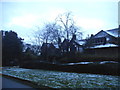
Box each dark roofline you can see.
[91,28,119,38]
[91,30,106,38]
[106,28,118,32]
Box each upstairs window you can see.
[92,37,106,45]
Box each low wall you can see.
[85,47,119,58]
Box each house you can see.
[23,43,41,55]
[85,26,120,57]
[41,43,56,57]
[41,42,63,62]
[61,39,70,53]
[69,35,84,53]
[85,26,120,48]
[41,34,85,58]
[61,34,84,54]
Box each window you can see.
[92,37,106,45]
[106,38,110,41]
[68,48,70,51]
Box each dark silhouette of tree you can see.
[32,12,83,47]
[34,22,63,44]
[56,12,82,40]
[2,30,23,66]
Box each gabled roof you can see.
[61,39,70,45]
[75,39,86,45]
[93,28,119,38]
[105,28,119,38]
[93,30,109,38]
[42,43,55,48]
[72,41,82,46]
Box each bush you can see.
[57,52,119,63]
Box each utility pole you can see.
[118,25,120,63]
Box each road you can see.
[1,75,36,89]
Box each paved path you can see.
[1,76,36,89]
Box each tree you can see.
[56,12,82,40]
[34,22,63,44]
[32,12,83,48]
[23,43,40,56]
[45,22,63,44]
[2,30,23,66]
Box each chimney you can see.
[58,37,61,44]
[72,34,76,40]
[91,34,94,37]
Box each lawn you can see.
[1,67,120,88]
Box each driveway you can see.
[1,75,36,89]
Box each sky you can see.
[1,0,119,44]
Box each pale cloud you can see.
[74,16,105,29]
[7,9,66,29]
[47,8,66,21]
[2,0,118,43]
[8,14,40,28]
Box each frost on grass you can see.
[2,67,120,88]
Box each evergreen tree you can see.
[2,30,23,66]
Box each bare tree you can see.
[33,22,63,44]
[48,23,63,44]
[32,11,83,47]
[33,27,43,45]
[56,12,82,40]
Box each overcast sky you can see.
[1,0,119,44]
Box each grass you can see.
[1,67,120,88]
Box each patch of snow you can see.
[76,40,86,45]
[54,44,59,48]
[65,63,75,65]
[78,62,93,64]
[63,62,93,65]
[90,43,118,49]
[100,61,118,64]
[86,74,103,78]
